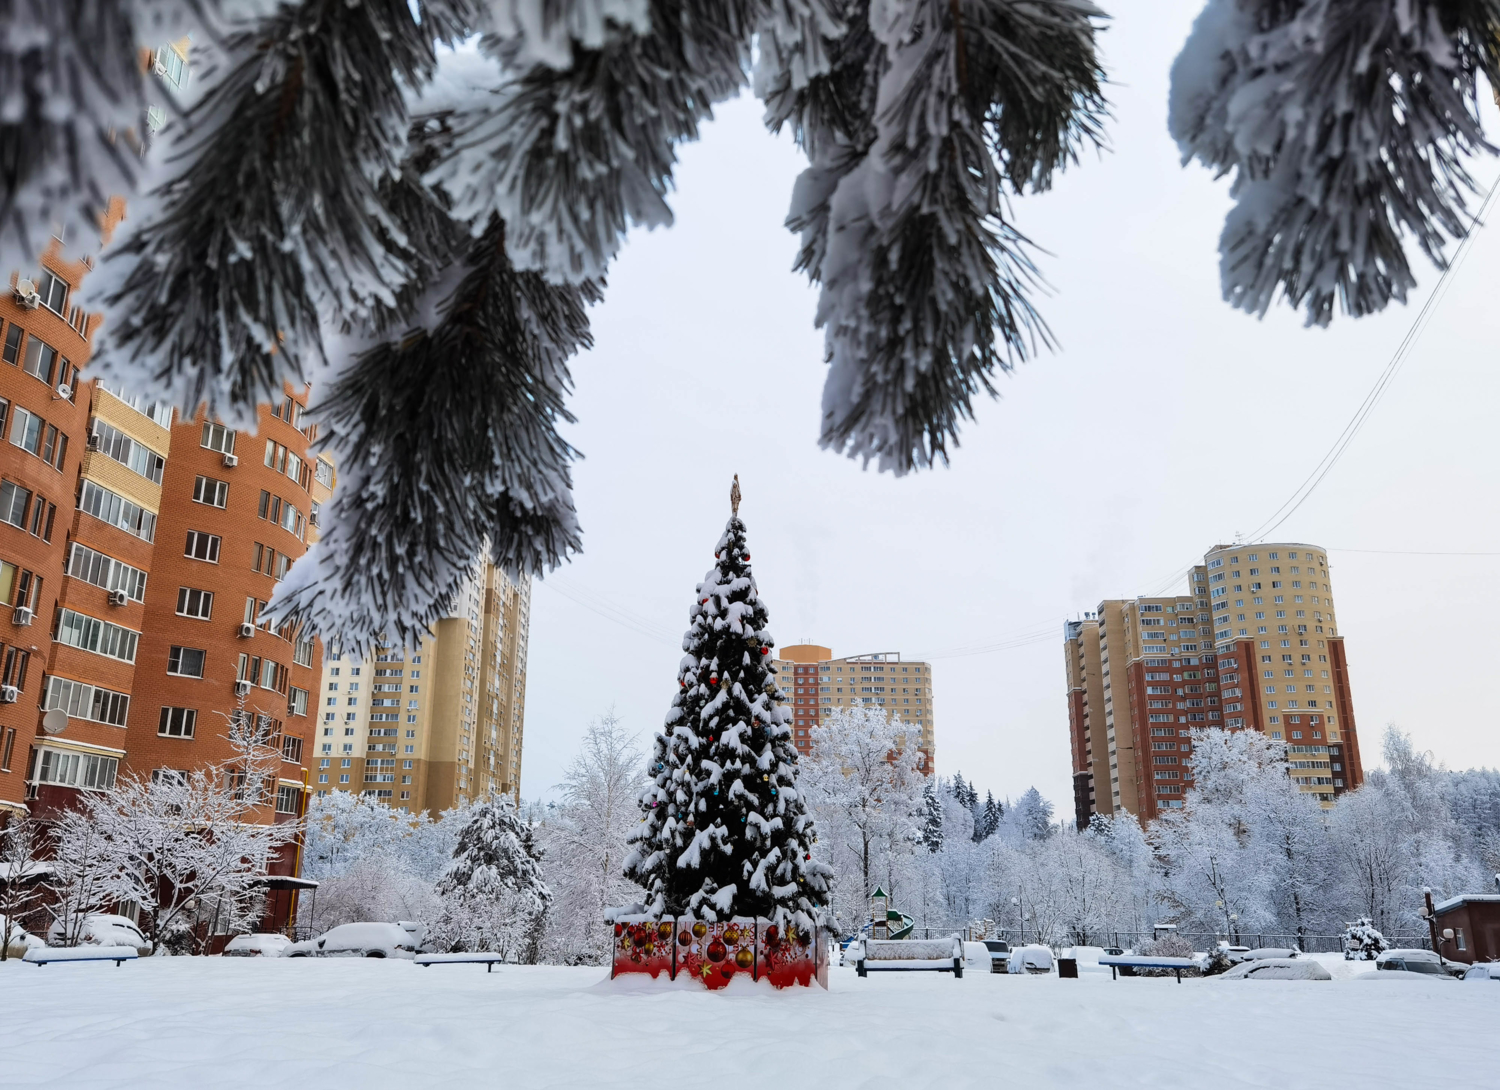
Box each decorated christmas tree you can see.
[624,477,830,927]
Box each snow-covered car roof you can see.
[1376,948,1440,961]
[1219,958,1331,981]
[224,933,292,956]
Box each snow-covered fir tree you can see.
[434,791,552,957]
[920,783,944,853]
[624,481,831,925]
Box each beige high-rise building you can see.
[314,560,530,813]
[774,644,935,771]
[1065,542,1365,829]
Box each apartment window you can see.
[56,608,140,663]
[293,636,314,667]
[43,675,130,726]
[32,748,117,790]
[192,475,228,507]
[289,686,309,717]
[0,727,14,771]
[79,480,156,541]
[315,458,334,487]
[2,646,30,691]
[184,530,221,562]
[65,542,147,600]
[176,587,214,620]
[1,324,21,364]
[10,406,44,456]
[90,420,163,483]
[280,735,304,764]
[155,45,185,87]
[167,646,206,678]
[201,422,236,454]
[0,480,30,529]
[21,335,57,385]
[158,707,197,738]
[264,440,287,472]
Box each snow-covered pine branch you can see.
[89,0,474,427]
[767,0,1107,474]
[268,214,597,653]
[1170,0,1500,326]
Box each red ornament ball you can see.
[707,939,727,963]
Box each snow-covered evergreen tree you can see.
[623,484,830,926]
[1011,787,1055,841]
[434,791,553,956]
[1341,915,1388,960]
[920,783,944,853]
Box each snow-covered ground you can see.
[3,955,1494,1088]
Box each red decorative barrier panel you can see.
[609,914,827,990]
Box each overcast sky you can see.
[517,1,1500,810]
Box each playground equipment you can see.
[868,887,915,941]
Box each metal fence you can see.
[896,926,1432,954]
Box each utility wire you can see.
[1247,176,1500,543]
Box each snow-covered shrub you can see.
[1342,917,1388,961]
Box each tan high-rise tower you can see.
[314,559,530,813]
[775,644,935,772]
[1066,543,1364,828]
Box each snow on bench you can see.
[851,937,965,979]
[23,946,139,967]
[414,952,505,973]
[1098,954,1204,983]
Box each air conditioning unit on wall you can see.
[107,589,129,607]
[13,606,34,626]
[0,685,17,704]
[222,453,238,468]
[237,622,255,639]
[234,680,252,697]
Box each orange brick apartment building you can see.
[0,236,328,897]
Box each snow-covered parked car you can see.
[1373,949,1461,978]
[1218,958,1331,981]
[1461,962,1500,981]
[1008,944,1054,974]
[285,922,417,959]
[48,914,152,955]
[981,939,1012,973]
[223,933,293,957]
[6,921,44,959]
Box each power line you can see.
[1247,176,1500,543]
[1327,547,1500,557]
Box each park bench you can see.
[1099,954,1202,983]
[23,946,138,967]
[414,952,506,972]
[851,936,964,978]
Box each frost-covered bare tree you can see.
[802,704,925,929]
[0,818,48,960]
[539,712,646,963]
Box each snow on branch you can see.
[432,0,760,283]
[769,0,1107,474]
[1170,0,1500,326]
[267,214,596,654]
[87,0,473,427]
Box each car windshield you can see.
[1401,960,1443,975]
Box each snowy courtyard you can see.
[4,956,1495,1089]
